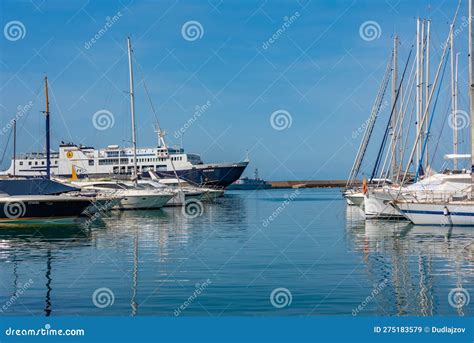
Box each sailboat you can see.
[70,37,174,210]
[394,0,474,226]
[0,77,95,224]
[364,6,474,221]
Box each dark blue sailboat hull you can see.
[0,178,78,196]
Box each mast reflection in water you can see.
[0,189,472,316]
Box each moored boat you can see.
[227,168,271,190]
[71,180,174,210]
[0,194,93,224]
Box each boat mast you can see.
[391,34,398,182]
[415,18,421,169]
[450,25,458,170]
[12,119,16,177]
[44,76,51,180]
[424,19,431,168]
[127,37,138,185]
[469,0,474,190]
[455,52,460,164]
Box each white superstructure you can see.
[1,143,203,178]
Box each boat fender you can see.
[443,206,449,216]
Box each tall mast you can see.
[455,52,460,164]
[469,0,474,188]
[127,37,138,185]
[415,18,421,168]
[424,19,431,168]
[12,119,16,177]
[44,76,51,180]
[391,34,398,181]
[420,20,425,171]
[450,25,458,170]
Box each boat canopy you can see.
[443,154,472,160]
[0,178,79,196]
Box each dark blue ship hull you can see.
[154,163,248,189]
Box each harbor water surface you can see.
[0,188,472,316]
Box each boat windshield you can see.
[92,183,129,190]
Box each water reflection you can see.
[0,224,97,262]
[0,191,472,316]
[346,205,474,316]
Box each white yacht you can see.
[71,181,173,210]
[393,194,474,226]
[153,176,223,201]
[365,172,471,219]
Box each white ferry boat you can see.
[0,142,248,189]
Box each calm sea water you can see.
[0,188,473,316]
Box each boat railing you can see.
[399,186,472,202]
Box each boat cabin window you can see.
[136,184,154,190]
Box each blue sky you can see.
[0,0,469,180]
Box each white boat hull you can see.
[364,191,405,219]
[394,201,474,226]
[114,194,173,210]
[164,190,185,207]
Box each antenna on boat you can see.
[127,37,139,185]
[41,76,51,180]
[154,125,167,148]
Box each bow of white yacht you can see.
[71,180,174,210]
